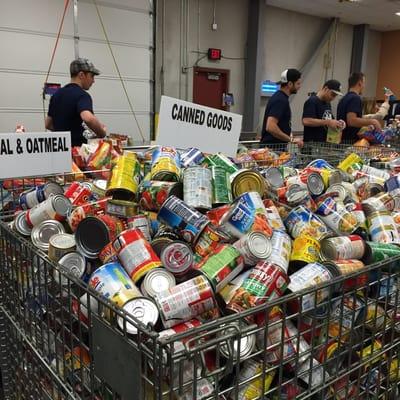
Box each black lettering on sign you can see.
[0,139,13,155]
[60,137,69,151]
[206,112,213,128]
[227,117,232,132]
[16,138,24,154]
[172,104,206,126]
[171,104,178,120]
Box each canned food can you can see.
[180,147,205,168]
[316,195,358,235]
[127,214,152,242]
[233,231,272,266]
[140,268,176,298]
[307,159,335,170]
[98,242,118,264]
[364,241,400,263]
[195,244,244,292]
[194,224,229,259]
[231,169,266,198]
[117,297,160,335]
[160,241,194,277]
[138,180,183,211]
[266,230,292,272]
[88,262,141,307]
[362,192,395,215]
[106,199,138,218]
[106,152,141,199]
[368,211,400,244]
[64,182,92,206]
[218,270,252,305]
[325,259,368,291]
[153,275,216,328]
[211,165,232,205]
[14,211,32,236]
[19,182,63,210]
[67,198,108,232]
[305,171,325,196]
[290,235,321,267]
[151,146,181,181]
[337,153,364,173]
[345,202,367,229]
[263,167,284,189]
[325,184,348,203]
[320,235,366,261]
[263,199,286,231]
[157,195,209,244]
[183,166,212,210]
[357,164,390,184]
[286,187,316,211]
[207,153,239,174]
[284,205,331,240]
[26,194,72,227]
[113,228,162,283]
[31,220,65,251]
[56,251,88,287]
[48,233,76,262]
[92,179,107,198]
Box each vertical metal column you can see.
[242,0,265,139]
[73,0,79,59]
[350,24,369,74]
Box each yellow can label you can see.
[290,235,321,263]
[337,153,363,173]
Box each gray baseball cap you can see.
[70,58,100,76]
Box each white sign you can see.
[0,132,72,179]
[156,96,242,157]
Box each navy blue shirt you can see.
[48,83,93,147]
[302,95,333,142]
[337,92,362,143]
[261,90,291,144]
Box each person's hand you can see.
[384,90,393,102]
[327,119,344,130]
[370,119,382,132]
[292,138,304,148]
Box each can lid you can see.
[263,167,284,189]
[286,186,309,205]
[246,231,272,259]
[307,172,325,196]
[57,251,87,284]
[161,241,194,274]
[44,182,64,198]
[231,170,266,198]
[141,269,176,297]
[15,211,32,236]
[49,233,76,250]
[117,297,159,335]
[31,220,65,251]
[51,194,72,217]
[219,323,256,361]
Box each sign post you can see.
[0,132,72,179]
[156,96,242,157]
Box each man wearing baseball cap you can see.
[260,68,303,147]
[45,58,107,146]
[302,79,346,142]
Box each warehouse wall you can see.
[0,0,153,143]
[364,29,382,100]
[376,30,400,99]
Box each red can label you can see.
[68,198,109,232]
[65,182,91,206]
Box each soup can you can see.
[56,252,88,287]
[31,220,65,251]
[151,146,181,181]
[194,224,230,259]
[64,182,92,206]
[183,166,212,210]
[230,169,266,198]
[140,268,176,298]
[19,182,64,210]
[138,180,183,211]
[127,214,152,242]
[362,192,395,215]
[48,233,76,262]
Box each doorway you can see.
[193,67,230,111]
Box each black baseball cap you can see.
[278,68,302,84]
[324,79,343,96]
[70,58,100,76]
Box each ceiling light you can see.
[396,12,400,16]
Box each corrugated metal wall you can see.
[0,0,153,143]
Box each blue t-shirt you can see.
[337,92,362,142]
[48,83,93,146]
[302,95,333,142]
[261,90,291,144]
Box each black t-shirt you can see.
[337,92,362,143]
[260,90,291,144]
[48,83,94,147]
[302,95,333,142]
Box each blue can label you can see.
[307,159,334,170]
[36,185,46,203]
[152,146,181,168]
[180,147,205,168]
[384,176,400,192]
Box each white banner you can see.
[156,96,242,157]
[0,132,72,179]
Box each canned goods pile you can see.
[4,145,400,399]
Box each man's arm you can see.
[347,112,381,131]
[302,118,343,129]
[266,116,291,142]
[80,110,107,138]
[45,116,54,131]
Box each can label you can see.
[219,270,252,305]
[64,182,91,206]
[98,242,118,264]
[194,224,226,258]
[107,153,141,196]
[362,193,395,214]
[127,215,152,242]
[322,235,365,260]
[138,181,181,211]
[290,235,320,264]
[67,198,108,232]
[366,241,400,263]
[151,146,181,181]
[161,242,193,276]
[263,199,285,231]
[180,147,205,168]
[183,167,212,210]
[266,230,292,272]
[345,202,367,229]
[26,196,61,227]
[368,212,400,244]
[211,165,232,205]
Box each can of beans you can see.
[26,194,72,227]
[113,228,162,283]
[367,211,400,244]
[64,182,92,206]
[138,180,183,211]
[153,275,216,328]
[210,166,232,205]
[233,231,272,266]
[195,244,244,292]
[151,146,181,181]
[266,230,292,272]
[320,235,366,261]
[183,166,212,210]
[19,182,64,210]
[157,195,209,244]
[88,262,141,307]
[127,214,152,242]
[180,147,205,168]
[160,241,194,277]
[48,233,76,262]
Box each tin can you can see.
[194,224,229,259]
[307,159,335,170]
[265,230,292,272]
[106,152,141,200]
[219,322,256,361]
[211,165,232,205]
[92,179,107,198]
[325,259,368,291]
[233,231,272,266]
[88,262,141,307]
[14,211,32,236]
[320,235,366,261]
[127,214,152,242]
[113,228,162,283]
[263,199,285,231]
[218,270,252,305]
[157,195,209,244]
[206,153,238,174]
[138,180,183,211]
[151,146,181,181]
[48,233,76,262]
[153,275,216,328]
[117,297,160,335]
[263,167,284,189]
[150,225,180,256]
[140,268,176,298]
[288,262,340,312]
[286,187,317,211]
[316,195,358,235]
[303,171,325,196]
[231,169,266,198]
[195,244,244,292]
[368,211,400,244]
[67,198,108,232]
[290,235,320,267]
[26,194,72,227]
[345,202,367,229]
[106,199,138,218]
[362,192,395,215]
[337,153,363,173]
[160,241,194,277]
[180,147,205,168]
[364,241,400,263]
[64,182,92,206]
[284,205,331,240]
[98,242,118,264]
[183,166,212,210]
[56,252,88,287]
[19,182,63,210]
[31,220,65,251]
[357,164,390,184]
[75,215,125,259]
[325,184,349,203]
